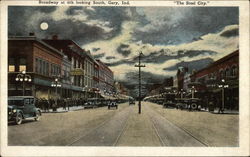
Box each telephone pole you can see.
[135,52,145,114]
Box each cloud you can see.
[103,24,238,86]
[220,25,239,37]
[83,20,138,62]
[134,7,239,45]
[8,6,132,44]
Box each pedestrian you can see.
[45,99,49,112]
[63,99,66,110]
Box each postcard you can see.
[0,0,249,156]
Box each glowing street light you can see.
[218,79,229,113]
[15,71,32,96]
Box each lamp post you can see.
[15,71,32,96]
[83,85,88,99]
[190,86,197,99]
[180,89,185,99]
[218,79,229,112]
[51,78,61,111]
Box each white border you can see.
[1,0,249,156]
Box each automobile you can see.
[129,99,135,105]
[8,96,42,125]
[108,101,118,109]
[163,100,176,108]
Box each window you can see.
[46,62,49,76]
[231,65,238,77]
[35,58,39,73]
[19,58,26,72]
[8,58,15,72]
[225,68,230,77]
[39,60,42,74]
[219,70,224,79]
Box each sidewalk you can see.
[41,106,86,113]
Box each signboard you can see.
[70,68,84,76]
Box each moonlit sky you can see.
[8,6,239,96]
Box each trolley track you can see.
[145,104,208,147]
[67,105,132,146]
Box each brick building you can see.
[96,59,114,96]
[190,50,239,110]
[43,37,96,98]
[8,36,63,98]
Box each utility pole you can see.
[135,52,145,114]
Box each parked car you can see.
[108,101,118,109]
[163,100,176,108]
[129,99,135,105]
[8,96,42,125]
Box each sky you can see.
[8,6,239,96]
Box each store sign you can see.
[70,68,84,76]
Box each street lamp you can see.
[15,71,32,96]
[218,79,229,112]
[179,89,185,99]
[190,86,197,99]
[51,78,61,111]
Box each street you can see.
[8,101,238,146]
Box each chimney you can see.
[29,32,35,36]
[52,35,58,40]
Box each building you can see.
[61,55,71,98]
[8,34,116,100]
[96,59,114,97]
[190,50,239,110]
[43,37,95,98]
[8,35,63,98]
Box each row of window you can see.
[35,58,60,77]
[8,58,27,72]
[197,65,238,83]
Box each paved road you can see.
[8,101,207,146]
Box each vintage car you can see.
[8,96,42,125]
[108,101,118,109]
[163,100,176,108]
[129,99,135,105]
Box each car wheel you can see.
[35,111,41,121]
[15,112,23,125]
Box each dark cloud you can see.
[220,27,239,37]
[106,60,134,66]
[93,48,100,52]
[116,44,131,57]
[93,53,105,59]
[134,7,239,45]
[132,50,217,64]
[8,6,131,44]
[106,56,116,60]
[164,58,213,71]
[119,71,169,98]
